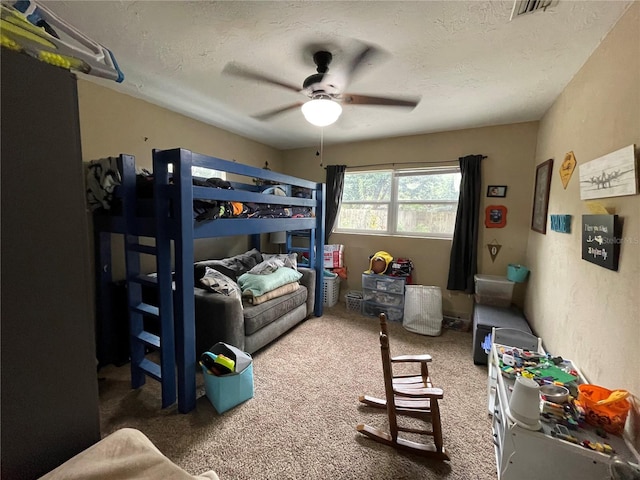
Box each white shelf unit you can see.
[488,333,636,480]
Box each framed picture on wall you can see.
[487,185,507,197]
[531,159,554,234]
[485,205,507,228]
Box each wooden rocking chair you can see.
[356,313,450,460]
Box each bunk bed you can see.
[92,148,326,414]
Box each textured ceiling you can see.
[45,1,631,150]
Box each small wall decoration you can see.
[550,214,572,233]
[560,151,577,189]
[579,144,637,200]
[531,159,553,234]
[487,240,502,263]
[485,205,507,228]
[581,215,621,271]
[487,185,507,197]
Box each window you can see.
[192,166,226,180]
[336,167,461,238]
[168,164,226,180]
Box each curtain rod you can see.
[338,156,487,169]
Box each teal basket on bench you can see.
[507,264,529,283]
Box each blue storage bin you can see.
[202,342,254,414]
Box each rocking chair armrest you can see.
[391,354,432,363]
[394,386,444,399]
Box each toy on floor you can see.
[200,351,235,375]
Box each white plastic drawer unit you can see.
[362,302,404,322]
[362,274,405,294]
[361,274,406,322]
[362,289,404,306]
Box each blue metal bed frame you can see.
[93,148,326,413]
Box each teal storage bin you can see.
[202,342,254,414]
[507,264,530,283]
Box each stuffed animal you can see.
[365,251,393,275]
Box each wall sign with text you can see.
[581,215,621,271]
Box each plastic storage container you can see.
[362,302,404,322]
[323,275,341,307]
[345,290,363,313]
[474,274,515,307]
[362,273,406,322]
[362,274,405,294]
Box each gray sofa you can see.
[193,249,316,355]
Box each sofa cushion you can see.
[243,286,307,336]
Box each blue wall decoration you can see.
[550,214,572,233]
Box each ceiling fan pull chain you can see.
[319,128,324,167]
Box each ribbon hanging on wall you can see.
[487,240,502,263]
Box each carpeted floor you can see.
[98,302,497,479]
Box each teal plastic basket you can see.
[507,264,529,283]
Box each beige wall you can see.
[283,122,539,318]
[525,4,640,397]
[78,81,284,277]
[78,80,283,172]
[75,5,639,402]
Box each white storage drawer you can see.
[362,289,404,306]
[362,274,405,294]
[362,302,404,322]
[361,274,406,322]
[474,274,514,307]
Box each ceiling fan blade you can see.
[252,102,304,121]
[223,63,301,93]
[340,93,420,108]
[326,43,380,92]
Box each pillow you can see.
[262,252,297,270]
[237,267,303,297]
[199,267,242,302]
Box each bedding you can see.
[261,252,298,270]
[39,428,218,480]
[86,157,121,211]
[87,163,313,222]
[237,267,303,297]
[247,254,297,275]
[194,249,262,282]
[199,267,242,302]
[243,281,300,305]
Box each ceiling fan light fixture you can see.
[301,98,342,127]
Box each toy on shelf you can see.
[1,0,124,82]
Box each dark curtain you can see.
[325,165,346,244]
[447,154,484,293]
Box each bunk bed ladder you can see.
[120,154,176,409]
[285,183,326,317]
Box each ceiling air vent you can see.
[510,0,558,21]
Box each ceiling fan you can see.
[222,44,420,127]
